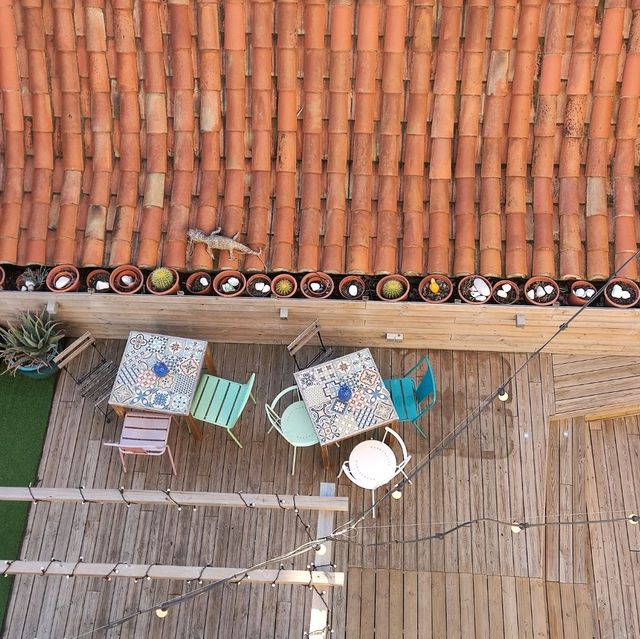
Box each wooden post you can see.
[0,486,349,511]
[308,482,337,638]
[0,560,344,586]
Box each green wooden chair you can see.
[190,373,256,447]
[265,386,319,475]
[383,355,436,438]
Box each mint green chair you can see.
[265,386,319,475]
[190,373,256,447]
[383,355,436,438]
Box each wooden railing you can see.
[1,291,639,355]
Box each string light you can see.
[628,514,639,525]
[237,491,256,508]
[162,489,182,511]
[314,544,327,556]
[391,489,402,500]
[154,608,168,619]
[118,487,131,508]
[497,387,509,402]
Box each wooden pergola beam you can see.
[0,487,349,512]
[0,560,344,587]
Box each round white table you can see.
[348,439,398,490]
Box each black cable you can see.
[162,489,182,511]
[118,487,131,508]
[237,491,256,508]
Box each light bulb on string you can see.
[628,513,640,525]
[314,544,327,556]
[510,521,525,533]
[155,607,169,619]
[391,489,403,500]
[497,388,509,402]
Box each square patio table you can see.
[108,331,214,438]
[294,348,399,468]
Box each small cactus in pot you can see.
[376,274,410,302]
[272,273,297,298]
[147,267,179,295]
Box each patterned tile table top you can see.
[109,331,208,415]
[294,348,398,446]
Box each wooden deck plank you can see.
[8,340,637,639]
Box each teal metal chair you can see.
[190,373,256,447]
[265,386,319,475]
[383,355,436,438]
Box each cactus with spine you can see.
[381,278,405,299]
[150,267,176,291]
[274,278,294,297]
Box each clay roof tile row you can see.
[2,0,640,280]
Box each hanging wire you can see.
[237,491,256,508]
[197,563,211,585]
[118,487,131,508]
[162,489,182,511]
[1,561,13,577]
[27,483,39,504]
[270,563,285,588]
[274,494,288,509]
[103,562,121,582]
[293,494,315,542]
[66,557,84,579]
[78,486,94,505]
[39,557,56,576]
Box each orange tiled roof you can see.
[0,0,639,279]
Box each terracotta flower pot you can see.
[46,264,81,293]
[109,264,144,295]
[247,273,272,297]
[603,277,640,308]
[272,273,298,298]
[568,280,597,306]
[213,270,246,297]
[457,275,492,305]
[418,274,453,304]
[300,271,334,299]
[185,271,213,295]
[339,275,365,300]
[146,267,180,295]
[86,268,111,292]
[0,266,5,290]
[491,279,520,305]
[16,267,48,292]
[376,274,410,302]
[524,276,560,306]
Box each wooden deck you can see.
[3,342,639,638]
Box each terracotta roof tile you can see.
[3,0,640,279]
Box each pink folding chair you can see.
[103,411,177,475]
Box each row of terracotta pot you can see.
[2,263,639,308]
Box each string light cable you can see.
[69,246,640,637]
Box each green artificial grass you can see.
[0,372,55,631]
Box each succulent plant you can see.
[19,266,49,291]
[0,310,63,375]
[150,267,176,291]
[381,278,405,299]
[274,278,294,296]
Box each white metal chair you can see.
[265,386,319,475]
[103,411,177,475]
[338,427,411,517]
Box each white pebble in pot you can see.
[544,284,555,295]
[221,282,235,293]
[497,290,508,299]
[586,288,595,297]
[55,275,71,289]
[199,277,210,287]
[227,277,240,287]
[309,281,322,292]
[575,288,585,298]
[611,284,623,298]
[261,284,270,293]
[254,281,265,291]
[348,284,358,297]
[121,275,134,286]
[95,281,110,291]
[535,286,546,298]
[527,289,535,300]
[621,290,631,300]
[473,277,491,297]
[501,284,512,292]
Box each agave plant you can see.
[0,310,64,375]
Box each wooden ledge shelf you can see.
[1,292,640,355]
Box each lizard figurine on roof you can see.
[187,228,265,266]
